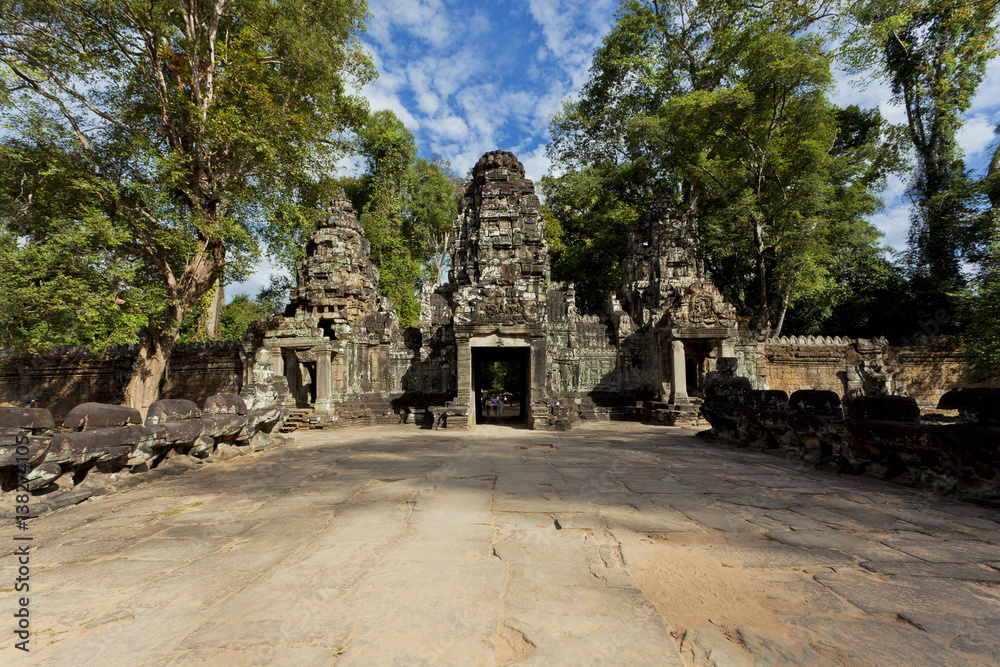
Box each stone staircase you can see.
[644,397,705,427]
[278,408,328,433]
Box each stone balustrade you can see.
[701,379,1000,504]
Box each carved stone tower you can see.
[449,150,553,428]
[618,195,738,404]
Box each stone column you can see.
[455,338,473,429]
[656,337,669,401]
[314,344,334,415]
[669,339,689,405]
[528,338,549,430]
[719,338,736,358]
[271,347,284,376]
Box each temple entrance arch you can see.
[473,346,529,425]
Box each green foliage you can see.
[480,361,521,394]
[1,0,375,399]
[218,295,270,342]
[837,0,999,290]
[0,141,153,352]
[353,112,460,327]
[547,3,900,336]
[958,213,1000,381]
[539,168,640,312]
[356,110,421,327]
[256,274,293,316]
[404,156,461,284]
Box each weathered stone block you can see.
[145,399,202,425]
[203,393,247,415]
[63,403,141,430]
[162,420,204,444]
[0,407,56,434]
[789,390,843,417]
[0,435,49,468]
[937,388,1000,425]
[24,462,62,491]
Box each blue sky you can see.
[232,0,1000,298]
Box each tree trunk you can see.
[773,288,791,338]
[123,245,220,415]
[204,281,224,339]
[753,220,770,337]
[122,321,178,419]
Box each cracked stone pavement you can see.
[3,422,1000,665]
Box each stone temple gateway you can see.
[257,150,739,429]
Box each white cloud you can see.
[422,114,469,142]
[367,0,453,49]
[870,204,912,254]
[970,57,1000,116]
[518,143,552,184]
[959,113,999,172]
[228,259,289,301]
[362,82,421,129]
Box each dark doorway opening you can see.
[473,347,529,426]
[684,340,715,397]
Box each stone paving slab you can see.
[3,422,1000,665]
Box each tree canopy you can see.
[545,0,902,337]
[347,110,459,327]
[0,0,375,408]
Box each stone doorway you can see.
[473,347,529,426]
[683,339,718,398]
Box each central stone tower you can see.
[449,150,552,428]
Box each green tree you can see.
[353,113,461,325]
[0,0,374,410]
[404,156,461,285]
[539,167,641,312]
[355,110,421,326]
[837,0,999,291]
[958,216,1000,381]
[547,2,897,336]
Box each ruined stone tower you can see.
[258,151,739,430]
[448,150,553,428]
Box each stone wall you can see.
[0,343,243,420]
[1,356,289,517]
[887,347,985,412]
[701,380,1000,505]
[740,336,987,412]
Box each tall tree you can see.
[404,156,461,286]
[0,0,374,410]
[353,113,461,325]
[958,217,1000,381]
[546,0,895,336]
[355,109,421,326]
[639,35,897,335]
[837,0,1000,289]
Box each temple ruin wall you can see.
[1,339,979,421]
